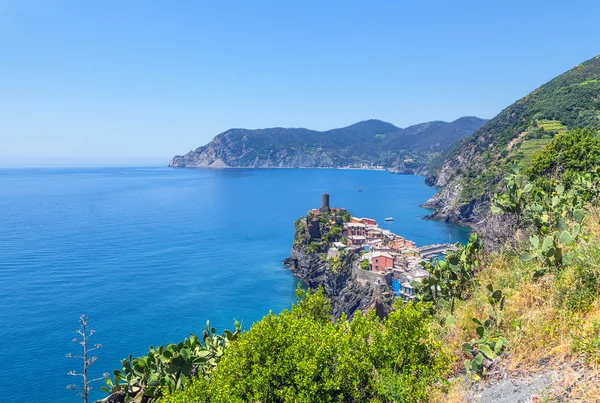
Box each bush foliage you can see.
[159,289,450,403]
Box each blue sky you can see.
[1,0,599,166]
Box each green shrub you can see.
[571,320,600,365]
[161,289,449,403]
[528,128,600,178]
[158,378,209,403]
[555,241,600,312]
[360,258,370,270]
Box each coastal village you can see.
[306,193,456,302]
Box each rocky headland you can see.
[282,194,450,319]
[168,117,486,174]
[283,198,394,320]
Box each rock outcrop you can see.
[93,391,125,403]
[283,243,392,320]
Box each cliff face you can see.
[283,246,392,320]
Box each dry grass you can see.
[547,365,600,402]
[430,379,468,403]
[585,206,600,237]
[433,205,600,400]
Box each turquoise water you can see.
[0,167,469,402]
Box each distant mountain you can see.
[425,55,600,223]
[168,117,486,173]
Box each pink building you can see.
[345,222,366,237]
[347,235,367,246]
[371,252,394,272]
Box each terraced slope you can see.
[425,55,600,223]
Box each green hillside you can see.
[426,55,600,221]
[169,117,486,172]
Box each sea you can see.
[0,167,469,402]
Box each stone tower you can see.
[320,193,330,213]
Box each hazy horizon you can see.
[2,1,599,167]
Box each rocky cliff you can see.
[283,246,392,320]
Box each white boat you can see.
[384,217,394,221]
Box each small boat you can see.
[384,217,394,221]
[358,189,363,192]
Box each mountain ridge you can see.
[169,116,486,173]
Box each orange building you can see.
[371,252,394,272]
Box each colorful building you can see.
[371,251,394,272]
[347,235,367,246]
[345,222,366,237]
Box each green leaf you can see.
[573,209,585,224]
[476,326,485,338]
[494,338,504,353]
[491,290,503,302]
[474,352,484,365]
[445,314,455,325]
[572,223,580,239]
[180,348,190,360]
[530,204,544,213]
[523,183,533,193]
[541,236,554,253]
[462,343,473,355]
[490,205,503,214]
[478,344,497,360]
[557,218,568,232]
[529,235,540,249]
[559,231,573,245]
[515,174,523,187]
[520,252,536,262]
[563,251,574,266]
